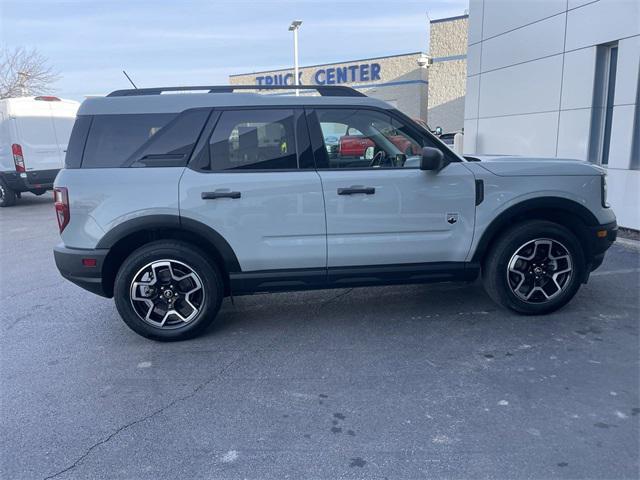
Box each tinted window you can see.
[127,109,211,167]
[82,113,175,168]
[64,116,92,168]
[315,109,423,169]
[208,109,297,170]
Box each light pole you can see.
[288,20,302,96]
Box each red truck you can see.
[338,129,422,157]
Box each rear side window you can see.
[207,109,297,170]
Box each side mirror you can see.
[420,147,448,171]
[434,126,443,136]
[364,146,375,160]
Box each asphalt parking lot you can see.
[1,194,639,480]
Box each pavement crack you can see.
[319,288,354,309]
[43,354,244,480]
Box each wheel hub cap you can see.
[507,238,573,304]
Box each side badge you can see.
[446,213,459,225]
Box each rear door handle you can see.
[337,186,375,195]
[201,191,241,200]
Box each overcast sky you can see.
[1,0,468,100]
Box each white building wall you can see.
[464,0,640,230]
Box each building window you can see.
[590,43,618,166]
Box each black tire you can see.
[114,240,224,341]
[482,220,585,315]
[30,188,47,196]
[0,178,17,207]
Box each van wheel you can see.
[0,179,17,207]
[114,240,223,341]
[482,220,585,315]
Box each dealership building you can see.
[230,15,469,132]
[230,3,638,230]
[464,0,639,230]
[230,52,430,122]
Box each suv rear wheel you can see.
[483,220,585,315]
[0,178,17,207]
[114,240,223,341]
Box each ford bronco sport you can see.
[53,85,617,341]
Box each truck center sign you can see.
[231,52,428,124]
[255,62,382,86]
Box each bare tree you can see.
[0,47,60,99]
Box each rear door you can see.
[308,107,476,268]
[180,108,326,273]
[14,106,60,171]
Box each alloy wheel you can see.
[507,238,573,303]
[130,259,205,328]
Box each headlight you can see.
[601,175,609,208]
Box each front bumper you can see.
[1,169,59,192]
[54,243,110,297]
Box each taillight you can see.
[11,144,25,173]
[54,187,70,233]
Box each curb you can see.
[616,236,640,250]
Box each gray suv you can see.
[53,85,617,341]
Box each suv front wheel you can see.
[483,220,585,315]
[114,241,223,341]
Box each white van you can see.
[0,96,80,207]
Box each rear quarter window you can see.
[80,109,210,168]
[82,113,176,168]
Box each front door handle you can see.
[337,186,375,195]
[201,191,241,200]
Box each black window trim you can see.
[187,110,222,171]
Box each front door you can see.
[308,107,476,268]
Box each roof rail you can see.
[107,85,366,98]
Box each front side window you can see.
[315,109,423,169]
[208,109,297,170]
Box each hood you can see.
[464,155,604,177]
